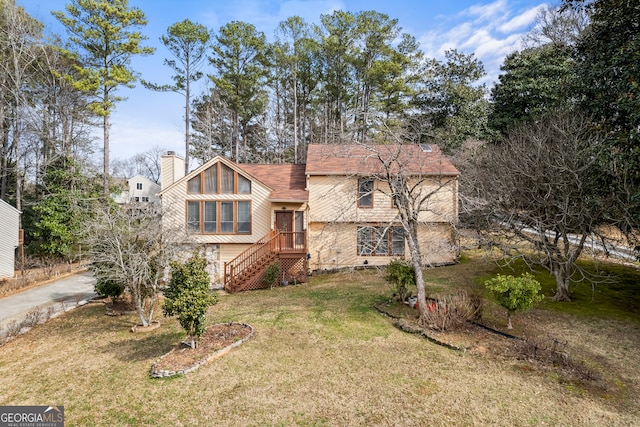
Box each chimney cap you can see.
[166,150,176,156]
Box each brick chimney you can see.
[160,151,185,190]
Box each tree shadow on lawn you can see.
[65,304,183,363]
[97,329,184,363]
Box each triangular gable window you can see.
[187,162,251,195]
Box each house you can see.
[0,199,21,278]
[112,174,161,205]
[159,143,459,292]
[160,153,309,292]
[306,143,459,270]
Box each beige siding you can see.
[0,200,20,278]
[161,167,273,245]
[417,223,459,266]
[308,175,458,224]
[308,222,458,272]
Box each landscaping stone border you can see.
[374,302,524,352]
[150,322,254,378]
[374,302,466,352]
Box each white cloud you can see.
[465,0,509,23]
[416,1,544,86]
[498,4,546,33]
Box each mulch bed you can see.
[150,322,254,378]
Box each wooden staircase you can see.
[224,231,307,293]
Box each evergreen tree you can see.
[143,19,210,174]
[209,21,269,162]
[164,253,217,349]
[53,0,154,196]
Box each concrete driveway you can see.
[0,272,97,335]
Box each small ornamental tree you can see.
[484,272,544,329]
[163,254,217,349]
[385,259,415,302]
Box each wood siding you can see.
[308,175,458,224]
[0,200,20,278]
[307,173,458,271]
[307,222,457,271]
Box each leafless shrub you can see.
[509,334,601,383]
[0,306,58,347]
[420,290,483,331]
[23,306,45,326]
[4,319,24,337]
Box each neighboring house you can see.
[160,143,459,292]
[112,174,161,205]
[0,199,21,279]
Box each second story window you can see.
[136,182,143,190]
[188,163,250,195]
[358,178,373,208]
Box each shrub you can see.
[385,259,415,302]
[94,277,125,302]
[163,254,217,349]
[264,262,280,288]
[484,272,544,329]
[420,290,483,331]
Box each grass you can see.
[474,255,640,320]
[0,252,638,426]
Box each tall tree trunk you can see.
[405,221,428,314]
[551,263,572,301]
[293,77,298,164]
[103,113,109,197]
[185,79,191,175]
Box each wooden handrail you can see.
[224,231,278,288]
[224,231,307,289]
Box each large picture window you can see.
[238,201,251,233]
[357,226,404,256]
[221,164,234,193]
[186,200,251,234]
[358,178,373,208]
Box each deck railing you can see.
[224,231,306,289]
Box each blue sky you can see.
[18,0,550,166]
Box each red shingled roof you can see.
[241,163,308,202]
[305,144,459,176]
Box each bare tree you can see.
[307,141,459,315]
[190,88,233,165]
[111,145,165,183]
[366,141,458,313]
[523,4,589,48]
[461,111,615,301]
[0,0,42,213]
[84,203,183,327]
